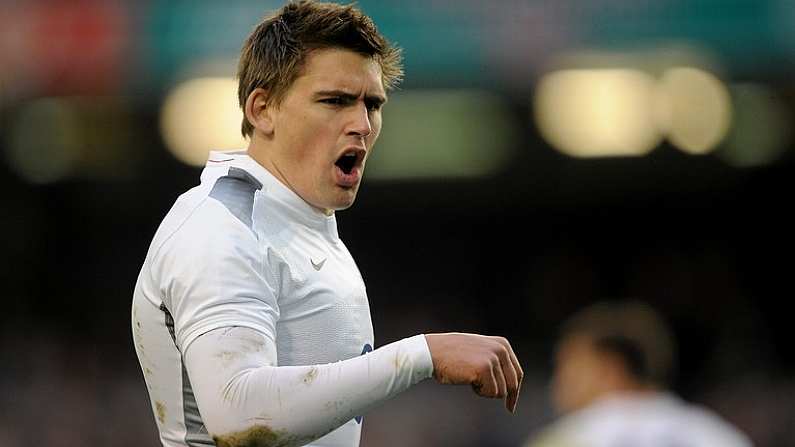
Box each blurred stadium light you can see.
[367,90,519,179]
[656,67,732,155]
[160,77,247,166]
[533,51,735,161]
[6,98,81,184]
[534,69,662,158]
[719,84,792,168]
[5,96,137,184]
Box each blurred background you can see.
[1,0,794,445]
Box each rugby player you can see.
[132,2,523,446]
[523,301,751,447]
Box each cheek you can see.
[287,118,332,164]
[552,366,576,411]
[553,354,597,407]
[554,362,579,394]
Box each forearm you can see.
[184,327,433,446]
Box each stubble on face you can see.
[249,48,386,215]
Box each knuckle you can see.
[492,348,508,364]
[491,336,508,345]
[475,359,491,375]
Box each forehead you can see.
[293,47,385,96]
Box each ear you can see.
[244,88,275,136]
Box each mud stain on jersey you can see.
[238,336,265,353]
[392,352,407,371]
[213,425,314,447]
[132,319,148,362]
[220,328,266,353]
[216,350,242,368]
[324,400,345,412]
[155,401,166,424]
[302,366,319,385]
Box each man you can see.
[132,2,523,447]
[523,301,752,447]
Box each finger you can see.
[473,362,499,398]
[492,355,508,400]
[494,345,519,412]
[505,345,524,413]
[493,337,523,413]
[502,364,519,413]
[494,337,524,383]
[506,380,520,414]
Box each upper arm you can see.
[154,200,280,352]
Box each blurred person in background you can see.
[523,301,752,447]
[132,1,522,447]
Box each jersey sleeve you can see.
[184,326,434,446]
[150,196,435,445]
[152,198,280,352]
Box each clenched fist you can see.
[425,333,524,413]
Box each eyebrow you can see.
[314,89,387,105]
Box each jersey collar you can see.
[204,151,339,238]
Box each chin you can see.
[332,197,357,212]
[333,198,357,211]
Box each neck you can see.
[246,135,334,216]
[602,375,657,398]
[247,135,285,186]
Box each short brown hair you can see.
[237,0,403,137]
[559,301,677,386]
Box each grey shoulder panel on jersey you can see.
[209,167,263,230]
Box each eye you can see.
[320,97,344,106]
[365,100,384,112]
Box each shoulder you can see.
[521,406,606,447]
[205,167,263,232]
[526,394,752,447]
[153,168,267,267]
[678,401,753,447]
[523,424,579,447]
[528,395,661,446]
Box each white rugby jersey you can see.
[132,151,433,447]
[524,392,752,447]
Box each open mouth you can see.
[335,152,360,175]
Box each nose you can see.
[346,103,372,138]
